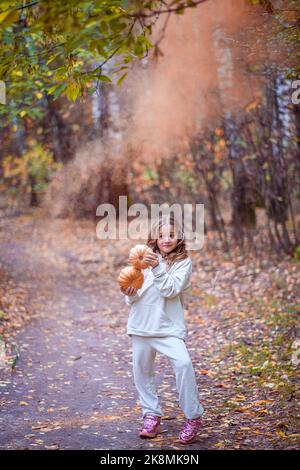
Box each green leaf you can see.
[175,6,185,15]
[46,53,61,66]
[0,9,19,28]
[47,84,61,95]
[97,74,112,83]
[117,72,127,87]
[48,82,67,100]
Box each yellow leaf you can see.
[233,394,246,401]
[245,99,259,113]
[0,9,19,28]
[252,400,270,406]
[214,442,224,448]
[198,369,210,375]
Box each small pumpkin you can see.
[118,266,144,290]
[129,244,153,270]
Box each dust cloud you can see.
[123,0,273,161]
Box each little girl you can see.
[120,214,205,445]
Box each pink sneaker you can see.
[179,416,202,444]
[139,414,162,438]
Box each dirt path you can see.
[0,211,299,450]
[0,212,215,450]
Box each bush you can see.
[1,141,61,206]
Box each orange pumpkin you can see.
[128,244,153,270]
[118,266,144,290]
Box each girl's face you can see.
[157,224,178,255]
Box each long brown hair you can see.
[146,214,189,271]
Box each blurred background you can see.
[0,0,299,257]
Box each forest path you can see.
[0,210,215,450]
[0,210,298,450]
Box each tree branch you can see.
[125,0,209,19]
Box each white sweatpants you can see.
[131,335,205,420]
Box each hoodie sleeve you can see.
[151,257,192,299]
[124,292,140,306]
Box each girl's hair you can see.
[146,214,189,271]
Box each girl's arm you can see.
[151,257,192,299]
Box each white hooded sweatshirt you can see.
[124,252,192,341]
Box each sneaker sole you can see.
[139,425,162,438]
[178,436,198,445]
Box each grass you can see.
[218,298,299,406]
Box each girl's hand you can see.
[144,252,159,268]
[120,286,138,296]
